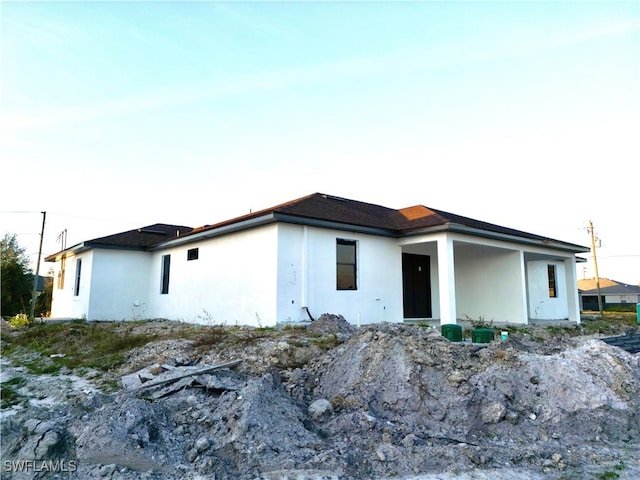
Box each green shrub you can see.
[8,313,31,328]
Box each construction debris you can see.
[2,317,639,480]
[120,358,243,398]
[601,331,640,354]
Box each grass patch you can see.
[0,376,27,409]
[310,333,341,350]
[3,320,157,373]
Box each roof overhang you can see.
[44,211,590,259]
[398,222,590,254]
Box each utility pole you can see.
[29,211,46,320]
[588,220,604,319]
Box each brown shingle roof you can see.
[86,224,193,249]
[187,193,587,251]
[48,193,589,256]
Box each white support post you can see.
[437,235,457,325]
[564,257,581,325]
[519,251,530,324]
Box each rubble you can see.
[1,317,639,479]
[120,359,243,398]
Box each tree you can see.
[1,233,33,317]
[34,275,53,317]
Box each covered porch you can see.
[398,232,581,326]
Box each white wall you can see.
[87,250,152,320]
[277,225,403,325]
[526,260,569,320]
[605,294,639,303]
[146,224,279,326]
[49,251,93,320]
[454,243,526,324]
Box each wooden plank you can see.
[122,359,242,394]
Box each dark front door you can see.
[402,253,432,318]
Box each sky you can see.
[1,0,639,286]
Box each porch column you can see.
[564,257,581,325]
[437,235,457,325]
[518,251,530,324]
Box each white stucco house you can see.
[45,193,589,327]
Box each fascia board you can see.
[401,223,590,254]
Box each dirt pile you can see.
[2,319,640,479]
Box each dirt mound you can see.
[307,313,358,338]
[2,320,640,479]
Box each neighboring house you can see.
[578,278,640,311]
[45,193,589,326]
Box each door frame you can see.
[402,252,432,318]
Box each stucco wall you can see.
[526,260,569,320]
[454,243,526,324]
[146,224,279,326]
[276,224,404,325]
[87,250,152,320]
[50,251,93,320]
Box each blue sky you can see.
[1,1,639,285]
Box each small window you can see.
[161,254,171,294]
[337,239,357,290]
[73,258,82,296]
[547,264,557,298]
[187,248,199,261]
[57,257,66,289]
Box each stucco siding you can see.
[50,251,93,320]
[296,226,403,325]
[527,260,569,320]
[146,224,279,326]
[87,250,152,320]
[454,243,526,324]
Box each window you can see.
[336,239,357,290]
[187,248,199,261]
[161,254,171,294]
[547,264,557,298]
[73,259,82,296]
[57,257,66,289]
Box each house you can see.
[45,193,589,326]
[578,278,640,311]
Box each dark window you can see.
[337,239,357,290]
[187,248,199,261]
[73,259,82,296]
[547,264,557,298]
[161,254,171,294]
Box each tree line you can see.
[1,233,52,319]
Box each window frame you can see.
[73,258,82,296]
[547,264,557,298]
[336,238,357,290]
[187,248,199,261]
[161,254,171,294]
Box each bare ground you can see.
[1,315,639,480]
